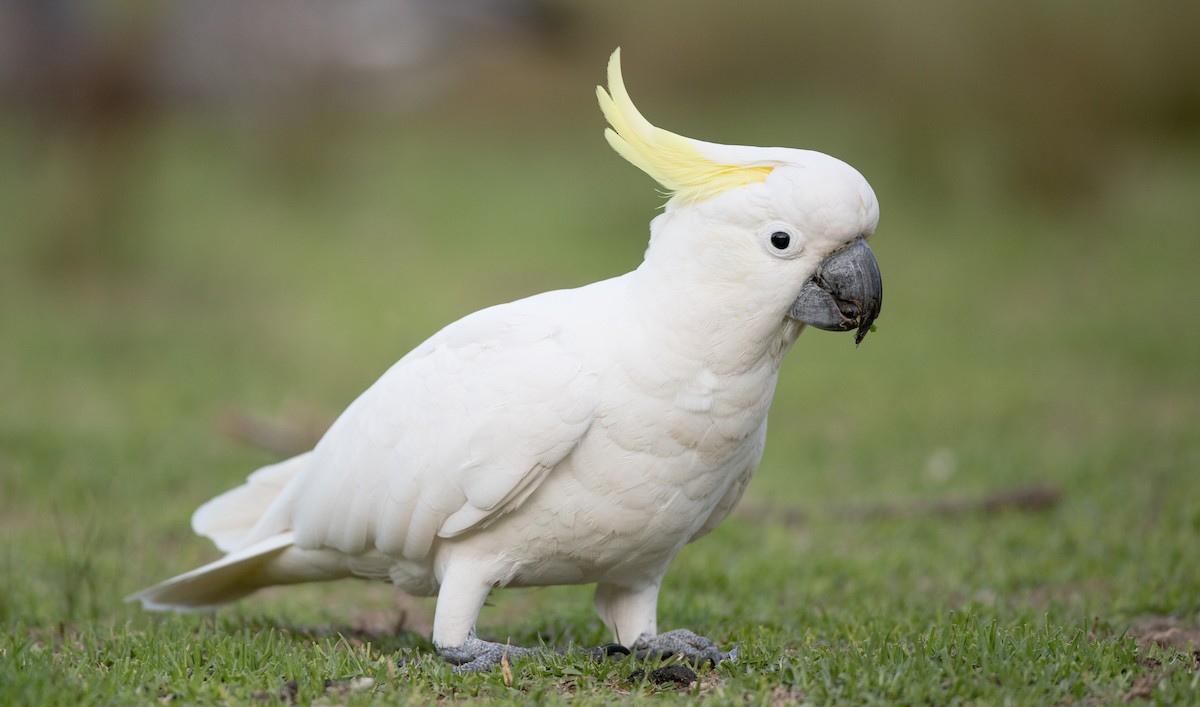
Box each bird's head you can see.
[598,49,882,345]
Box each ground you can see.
[2,4,1199,701]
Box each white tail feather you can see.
[192,452,310,552]
[126,533,296,611]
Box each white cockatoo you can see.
[131,49,883,672]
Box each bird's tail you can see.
[191,452,311,552]
[127,533,297,610]
[128,451,351,611]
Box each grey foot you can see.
[632,628,735,667]
[437,635,538,674]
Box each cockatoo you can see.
[130,49,883,672]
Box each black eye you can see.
[770,231,791,250]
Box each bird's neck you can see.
[628,259,802,376]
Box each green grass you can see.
[3,8,1200,702]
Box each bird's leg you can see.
[594,581,660,647]
[432,575,731,672]
[593,581,733,665]
[432,567,537,673]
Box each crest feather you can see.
[596,48,774,204]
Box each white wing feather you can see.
[234,291,600,563]
[191,452,310,552]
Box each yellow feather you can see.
[596,48,774,204]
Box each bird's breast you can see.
[453,357,777,588]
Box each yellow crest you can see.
[596,49,774,204]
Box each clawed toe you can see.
[632,628,734,667]
[437,635,537,674]
[588,642,632,661]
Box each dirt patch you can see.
[629,664,697,688]
[840,484,1063,521]
[1121,617,1200,702]
[221,408,330,456]
[740,484,1063,528]
[251,677,374,705]
[344,591,434,639]
[1123,614,1200,657]
[765,685,807,705]
[1128,616,1200,654]
[1123,666,1157,702]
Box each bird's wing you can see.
[264,298,598,561]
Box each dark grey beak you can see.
[786,237,882,345]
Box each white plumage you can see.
[131,49,883,670]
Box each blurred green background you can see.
[2,0,1198,686]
